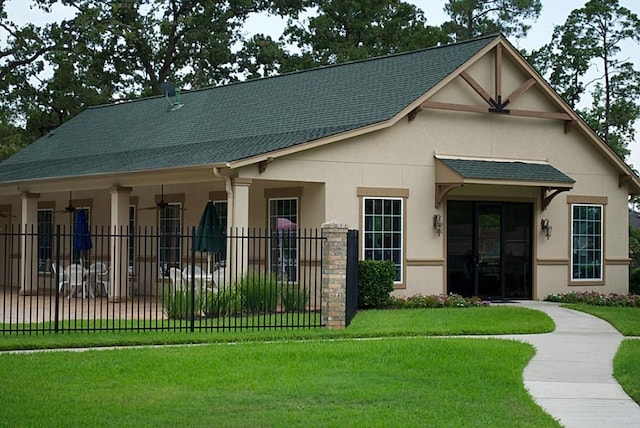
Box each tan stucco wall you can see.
[243,54,631,298]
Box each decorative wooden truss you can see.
[410,43,576,130]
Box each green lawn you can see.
[0,338,559,427]
[562,304,640,336]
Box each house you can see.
[0,34,638,301]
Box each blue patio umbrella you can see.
[73,209,92,263]
[193,202,225,274]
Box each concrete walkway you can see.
[503,300,640,427]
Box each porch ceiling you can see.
[434,156,575,208]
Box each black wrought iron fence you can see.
[0,226,324,334]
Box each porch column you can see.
[19,192,40,295]
[230,178,252,280]
[109,186,132,302]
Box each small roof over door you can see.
[435,156,575,209]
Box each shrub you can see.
[358,260,396,309]
[630,268,640,296]
[238,273,279,313]
[544,291,640,307]
[388,293,489,309]
[202,288,240,318]
[281,283,309,312]
[163,288,200,320]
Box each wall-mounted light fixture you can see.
[433,214,443,236]
[541,218,552,240]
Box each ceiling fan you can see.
[55,192,77,214]
[139,185,184,211]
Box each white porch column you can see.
[230,178,251,280]
[109,186,132,302]
[19,192,39,295]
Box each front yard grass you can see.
[0,337,559,427]
[0,306,554,351]
[561,304,640,336]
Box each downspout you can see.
[213,167,233,232]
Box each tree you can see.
[1,0,300,155]
[441,0,542,41]
[530,0,640,159]
[267,0,448,71]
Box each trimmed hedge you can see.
[358,260,396,308]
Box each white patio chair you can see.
[66,263,90,298]
[168,267,184,291]
[182,265,204,278]
[88,262,109,296]
[52,263,68,296]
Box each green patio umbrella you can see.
[193,201,225,274]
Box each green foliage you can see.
[238,273,280,313]
[544,291,640,307]
[531,0,640,159]
[358,260,395,308]
[202,288,241,318]
[442,0,542,41]
[163,288,200,320]
[630,267,640,296]
[281,283,309,312]
[563,304,640,336]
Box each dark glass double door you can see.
[447,201,532,300]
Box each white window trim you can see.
[571,203,603,282]
[362,197,404,284]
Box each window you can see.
[37,209,53,272]
[159,204,182,277]
[269,198,298,282]
[571,204,603,281]
[363,198,403,282]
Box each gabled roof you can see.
[0,36,497,184]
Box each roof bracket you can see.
[564,120,577,134]
[258,157,273,174]
[542,187,571,211]
[408,107,422,122]
[619,174,632,188]
[435,183,463,208]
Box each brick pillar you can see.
[322,222,348,329]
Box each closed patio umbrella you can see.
[73,209,92,264]
[193,201,225,275]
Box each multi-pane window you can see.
[158,204,182,277]
[363,198,403,282]
[572,204,603,281]
[269,198,298,282]
[37,209,53,272]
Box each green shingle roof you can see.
[439,158,575,184]
[0,35,497,183]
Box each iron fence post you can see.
[54,225,61,333]
[190,226,196,332]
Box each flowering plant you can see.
[388,293,489,309]
[544,291,640,307]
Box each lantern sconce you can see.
[433,214,443,237]
[541,218,552,240]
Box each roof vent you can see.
[159,81,184,112]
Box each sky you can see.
[4,0,640,166]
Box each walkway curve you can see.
[502,300,640,427]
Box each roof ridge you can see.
[87,34,501,111]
